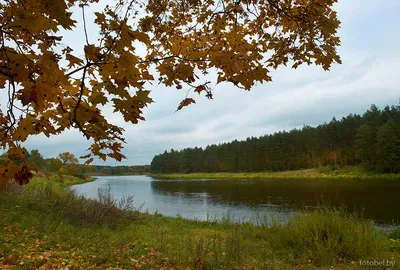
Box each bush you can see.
[73,172,87,180]
[388,229,400,252]
[389,228,400,240]
[3,178,140,229]
[317,165,337,174]
[269,207,387,266]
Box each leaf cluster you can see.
[0,0,341,185]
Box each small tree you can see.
[45,158,63,173]
[28,149,46,169]
[58,152,79,165]
[58,152,79,176]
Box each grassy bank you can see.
[50,174,96,187]
[0,177,399,269]
[150,166,400,180]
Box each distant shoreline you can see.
[83,173,150,177]
[149,167,400,180]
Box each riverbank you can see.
[150,166,400,180]
[0,177,399,269]
[45,174,96,188]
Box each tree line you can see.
[0,151,150,178]
[151,104,400,174]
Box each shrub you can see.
[269,207,387,266]
[3,178,140,229]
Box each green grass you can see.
[268,207,388,266]
[0,177,399,269]
[32,174,96,188]
[150,166,400,180]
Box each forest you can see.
[0,150,150,179]
[151,104,400,174]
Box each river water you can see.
[71,175,400,229]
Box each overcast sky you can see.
[6,0,400,165]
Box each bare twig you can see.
[82,5,90,46]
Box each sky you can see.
[5,0,400,165]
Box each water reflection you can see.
[71,175,400,226]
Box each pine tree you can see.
[376,119,400,173]
[355,125,376,167]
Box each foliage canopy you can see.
[0,0,341,186]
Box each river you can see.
[71,175,400,229]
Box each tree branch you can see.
[66,62,94,77]
[73,64,90,140]
[82,5,90,46]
